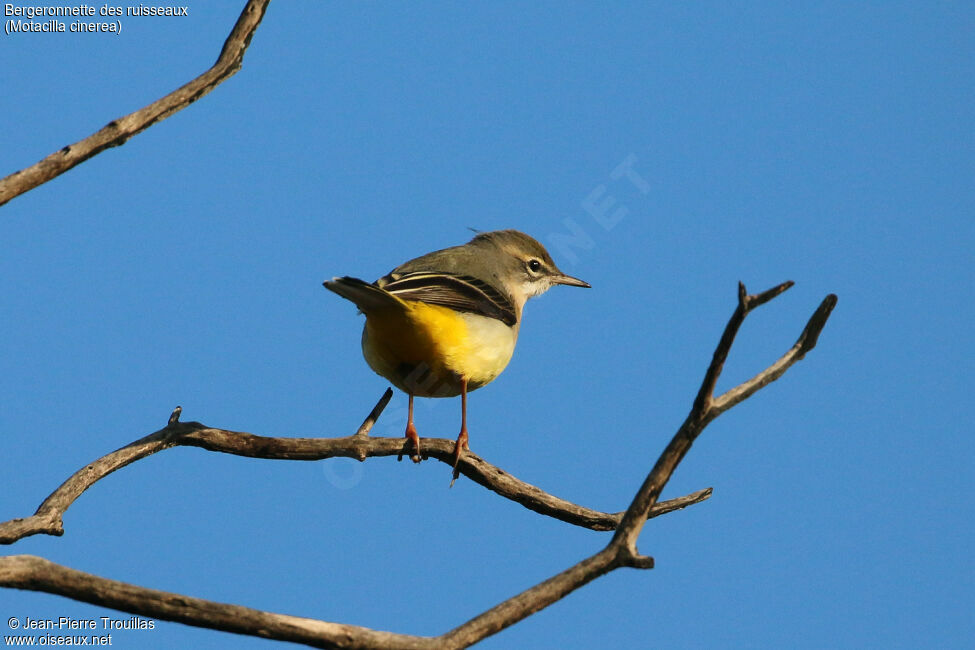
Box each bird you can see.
[323,229,589,479]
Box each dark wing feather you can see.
[378,272,517,326]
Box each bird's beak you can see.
[551,273,591,288]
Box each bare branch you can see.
[0,1,842,647]
[0,0,271,208]
[693,281,794,414]
[441,547,625,648]
[712,293,838,414]
[0,390,709,544]
[454,455,711,531]
[167,406,183,426]
[0,284,835,649]
[796,293,838,357]
[0,555,437,650]
[612,284,836,556]
[426,284,836,647]
[354,388,394,441]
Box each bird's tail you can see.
[323,276,405,312]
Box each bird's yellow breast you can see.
[360,301,517,398]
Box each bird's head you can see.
[471,230,590,306]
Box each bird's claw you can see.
[449,431,469,487]
[399,422,422,463]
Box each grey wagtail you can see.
[323,229,589,475]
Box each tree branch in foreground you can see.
[1,284,836,649]
[0,388,710,545]
[0,0,271,208]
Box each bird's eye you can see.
[527,259,542,273]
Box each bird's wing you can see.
[379,272,517,326]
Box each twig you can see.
[0,0,272,208]
[354,388,393,441]
[712,293,838,415]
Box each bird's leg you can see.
[401,393,422,463]
[451,379,469,483]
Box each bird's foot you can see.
[399,421,422,463]
[449,429,469,486]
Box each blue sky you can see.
[1,2,972,648]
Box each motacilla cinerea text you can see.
[324,229,589,473]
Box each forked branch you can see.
[0,283,835,649]
[611,284,836,554]
[443,284,837,646]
